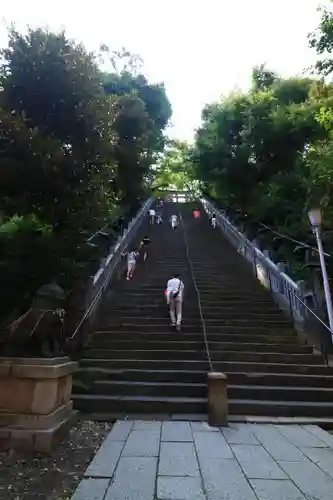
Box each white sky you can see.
[0,0,330,141]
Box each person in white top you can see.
[149,208,156,224]
[211,212,217,228]
[166,273,184,331]
[124,249,139,280]
[170,214,178,230]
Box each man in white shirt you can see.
[170,214,178,230]
[149,208,156,224]
[165,273,184,331]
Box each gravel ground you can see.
[0,420,112,500]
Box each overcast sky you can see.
[0,0,330,141]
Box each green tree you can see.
[102,69,172,209]
[309,3,333,76]
[192,69,325,221]
[153,139,197,192]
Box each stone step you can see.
[91,332,297,343]
[95,325,295,335]
[76,379,333,403]
[84,349,321,364]
[118,292,274,300]
[80,358,331,374]
[121,288,269,296]
[229,399,333,417]
[75,367,333,387]
[86,340,311,354]
[76,367,208,384]
[72,393,333,417]
[100,318,292,328]
[104,310,286,320]
[109,302,280,311]
[73,394,206,414]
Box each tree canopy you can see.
[0,27,171,318]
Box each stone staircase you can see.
[73,201,333,419]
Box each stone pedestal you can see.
[207,372,228,427]
[0,357,78,453]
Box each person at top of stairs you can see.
[166,273,185,332]
[170,214,178,230]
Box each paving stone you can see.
[162,421,193,442]
[157,476,206,500]
[133,420,162,432]
[190,422,220,433]
[159,442,199,477]
[200,458,258,500]
[251,425,305,462]
[276,425,328,448]
[252,424,289,443]
[84,441,124,478]
[250,479,306,500]
[232,444,287,479]
[302,425,333,449]
[300,446,333,480]
[122,430,160,457]
[71,478,110,500]
[222,423,259,445]
[105,456,157,500]
[193,430,233,459]
[279,459,333,500]
[108,421,134,441]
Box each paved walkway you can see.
[71,420,333,500]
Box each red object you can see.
[193,209,200,219]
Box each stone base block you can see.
[0,401,73,429]
[0,410,78,453]
[0,357,78,453]
[0,356,78,415]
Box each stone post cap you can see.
[207,372,227,381]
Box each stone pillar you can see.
[207,372,228,427]
[0,357,78,453]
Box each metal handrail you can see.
[69,197,154,345]
[201,197,333,363]
[179,213,214,372]
[258,222,331,258]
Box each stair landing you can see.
[70,420,333,500]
